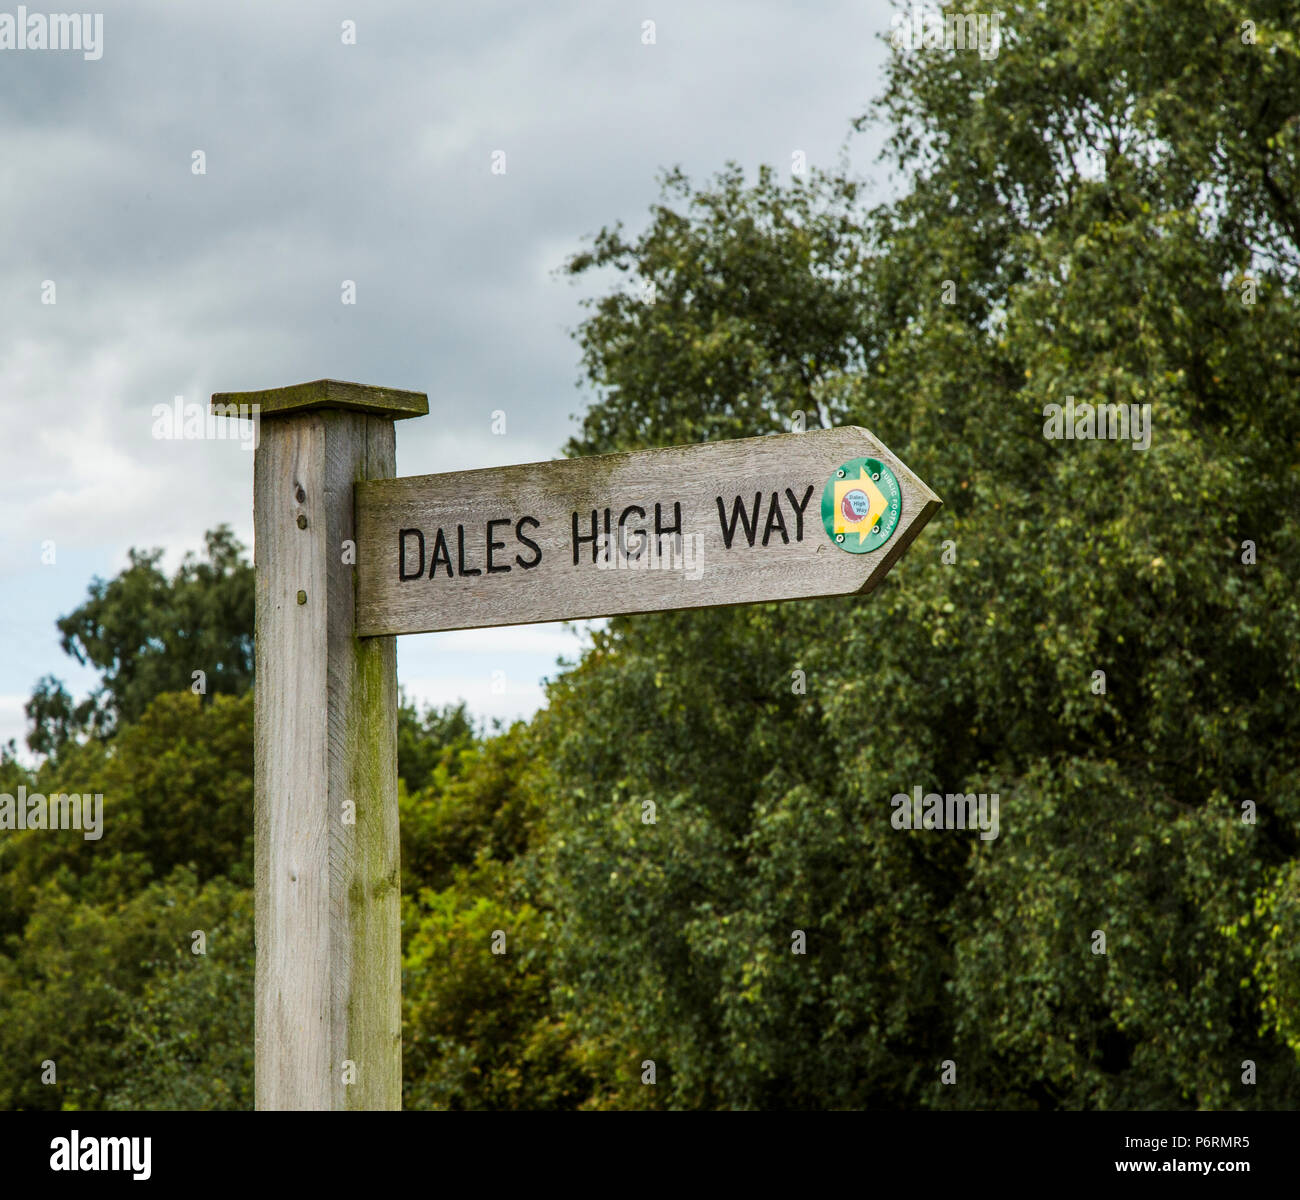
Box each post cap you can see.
[210,379,428,420]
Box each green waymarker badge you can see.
[822,457,901,553]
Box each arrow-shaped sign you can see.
[355,426,941,636]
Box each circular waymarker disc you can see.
[821,457,902,553]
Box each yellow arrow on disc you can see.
[832,465,887,543]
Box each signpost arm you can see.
[212,380,428,1110]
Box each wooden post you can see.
[212,380,428,1110]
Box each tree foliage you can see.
[538,0,1300,1108]
[53,525,253,737]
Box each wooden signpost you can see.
[212,378,941,1110]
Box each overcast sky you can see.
[0,0,898,756]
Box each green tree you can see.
[102,883,253,1111]
[52,525,253,736]
[398,696,478,796]
[402,858,590,1110]
[564,163,869,452]
[400,724,538,894]
[0,692,251,963]
[24,676,97,758]
[399,726,593,1108]
[539,0,1300,1108]
[0,867,250,1111]
[0,691,254,1110]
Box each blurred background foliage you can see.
[2,1,1297,1108]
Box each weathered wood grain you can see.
[356,426,941,636]
[252,410,400,1110]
